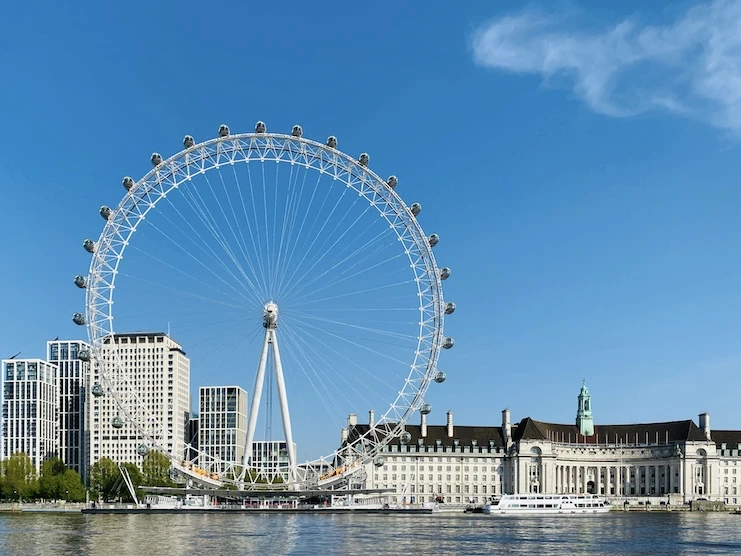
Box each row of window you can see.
[381,463,502,473]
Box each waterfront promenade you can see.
[0,498,728,514]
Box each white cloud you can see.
[471,0,741,131]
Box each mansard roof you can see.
[712,430,741,449]
[348,423,506,448]
[512,417,708,444]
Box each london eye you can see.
[72,121,455,489]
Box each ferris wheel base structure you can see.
[141,485,395,500]
[72,120,456,492]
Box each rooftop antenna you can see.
[8,352,20,360]
[167,322,171,337]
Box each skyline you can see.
[1,0,741,458]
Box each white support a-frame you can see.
[239,302,296,483]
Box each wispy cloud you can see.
[471,0,741,131]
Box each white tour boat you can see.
[483,494,611,515]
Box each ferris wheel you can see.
[72,121,455,489]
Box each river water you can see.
[1,511,740,555]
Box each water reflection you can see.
[1,511,741,555]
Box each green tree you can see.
[89,457,119,501]
[3,453,37,501]
[59,469,86,502]
[142,451,174,487]
[39,457,66,500]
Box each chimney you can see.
[348,413,357,427]
[502,408,512,449]
[341,428,348,443]
[446,411,454,438]
[369,409,375,428]
[699,413,711,441]
[421,412,428,438]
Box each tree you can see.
[59,469,86,502]
[142,451,174,487]
[39,457,66,500]
[89,457,119,501]
[3,453,37,501]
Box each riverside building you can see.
[89,332,190,468]
[198,385,247,473]
[47,339,89,477]
[251,440,296,482]
[1,359,58,473]
[345,383,741,506]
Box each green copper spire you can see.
[576,379,594,436]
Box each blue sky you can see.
[1,1,741,458]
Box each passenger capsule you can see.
[442,337,455,349]
[444,302,456,315]
[255,121,267,133]
[218,124,230,137]
[77,349,91,362]
[83,239,96,254]
[91,383,104,397]
[326,136,338,149]
[122,176,134,191]
[72,313,85,326]
[410,203,421,217]
[183,135,195,148]
[137,444,149,456]
[420,403,432,415]
[440,267,451,280]
[400,431,412,444]
[151,152,163,166]
[291,125,303,137]
[434,371,446,383]
[387,175,398,190]
[99,206,112,220]
[111,416,124,429]
[73,275,86,289]
[358,153,370,166]
[373,456,386,467]
[428,234,439,247]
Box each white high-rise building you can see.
[89,332,190,468]
[47,340,89,477]
[1,359,58,473]
[198,386,247,473]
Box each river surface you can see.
[1,511,740,555]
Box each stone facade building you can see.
[345,384,741,506]
[89,332,190,468]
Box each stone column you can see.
[568,465,572,493]
[583,466,588,494]
[626,465,631,496]
[707,463,711,498]
[664,464,669,495]
[603,466,607,494]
